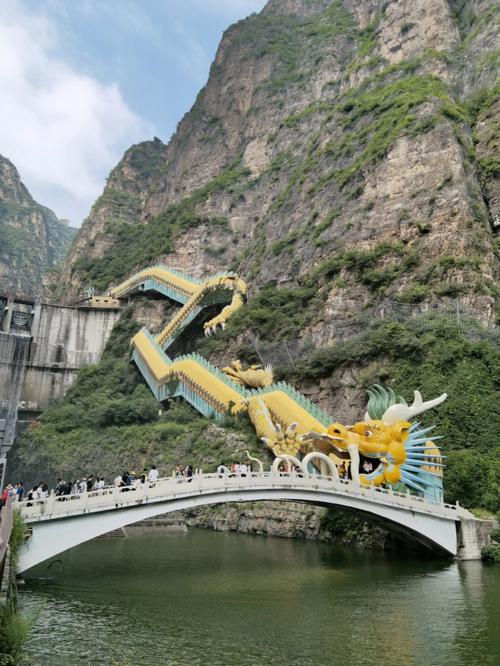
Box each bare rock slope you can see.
[62,0,499,332]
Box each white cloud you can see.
[0,1,151,226]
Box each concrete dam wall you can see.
[0,295,121,413]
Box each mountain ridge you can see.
[59,0,499,336]
[0,154,76,298]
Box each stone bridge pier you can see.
[458,518,496,560]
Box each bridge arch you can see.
[17,473,462,572]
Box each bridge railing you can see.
[16,471,463,524]
[0,499,14,587]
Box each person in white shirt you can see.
[239,462,248,477]
[148,465,159,484]
[114,475,123,487]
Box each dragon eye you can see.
[365,430,373,437]
[333,428,341,434]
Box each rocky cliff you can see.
[15,0,499,534]
[62,0,499,326]
[0,155,76,298]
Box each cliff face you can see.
[0,155,76,299]
[62,0,499,327]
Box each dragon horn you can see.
[409,391,447,417]
[382,391,447,424]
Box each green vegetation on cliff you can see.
[73,164,248,291]
[287,318,500,512]
[271,56,468,217]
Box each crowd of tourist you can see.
[0,467,160,509]
[0,482,25,511]
[217,461,249,476]
[0,460,263,509]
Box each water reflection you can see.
[20,530,500,666]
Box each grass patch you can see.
[269,230,299,256]
[312,240,416,291]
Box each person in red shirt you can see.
[1,485,10,513]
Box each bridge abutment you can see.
[457,518,496,560]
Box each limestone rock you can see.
[0,154,76,298]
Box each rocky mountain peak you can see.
[60,0,499,331]
[0,155,76,298]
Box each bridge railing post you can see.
[46,493,55,516]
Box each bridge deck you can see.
[18,472,462,524]
[16,473,472,571]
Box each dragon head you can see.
[324,419,411,486]
[302,385,447,497]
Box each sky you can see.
[0,0,267,227]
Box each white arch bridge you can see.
[16,469,483,572]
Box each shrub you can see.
[481,544,500,563]
[73,165,250,291]
[224,282,319,340]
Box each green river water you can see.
[19,529,500,666]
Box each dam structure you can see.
[0,293,121,472]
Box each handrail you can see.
[17,471,464,526]
[0,499,14,573]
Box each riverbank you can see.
[0,507,30,665]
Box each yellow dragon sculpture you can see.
[222,360,274,388]
[301,386,446,499]
[107,266,447,502]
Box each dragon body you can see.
[108,267,446,503]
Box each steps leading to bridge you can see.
[126,518,187,536]
[96,527,127,539]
